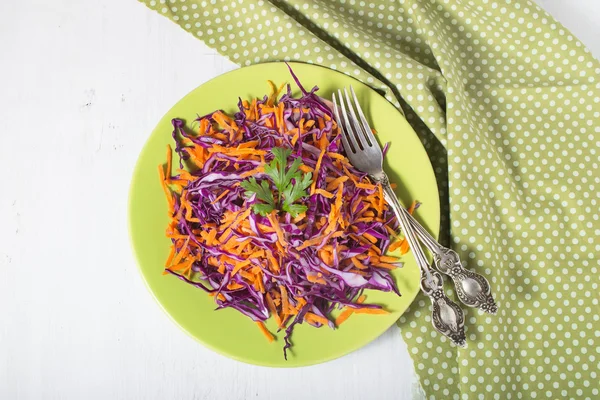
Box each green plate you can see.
[128,62,440,367]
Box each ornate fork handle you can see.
[373,173,467,347]
[400,207,498,315]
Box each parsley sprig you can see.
[240,147,312,217]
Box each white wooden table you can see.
[0,1,597,399]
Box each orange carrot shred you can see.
[351,257,368,270]
[166,145,172,181]
[280,285,290,315]
[314,188,334,199]
[379,255,402,263]
[170,236,190,267]
[307,274,327,285]
[210,189,230,205]
[363,232,378,244]
[400,239,410,254]
[377,183,384,216]
[231,260,251,276]
[310,149,326,194]
[164,246,175,268]
[389,239,404,252]
[218,227,232,243]
[278,315,290,330]
[265,294,281,326]
[267,212,286,248]
[335,309,354,326]
[305,312,330,326]
[326,176,349,192]
[256,321,275,343]
[353,308,389,315]
[158,164,174,208]
[373,262,399,270]
[170,258,194,273]
[335,295,367,326]
[296,235,325,251]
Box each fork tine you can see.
[342,88,370,150]
[349,85,376,147]
[340,89,368,150]
[332,92,355,154]
[336,89,364,152]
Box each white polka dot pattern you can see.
[139,0,600,398]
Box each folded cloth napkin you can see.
[139,0,599,398]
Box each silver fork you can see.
[333,86,467,346]
[332,86,495,314]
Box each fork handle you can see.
[373,172,467,347]
[373,173,435,286]
[399,207,498,314]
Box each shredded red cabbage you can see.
[162,66,407,359]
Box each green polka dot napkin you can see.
[139,0,599,398]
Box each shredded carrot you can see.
[326,176,349,192]
[227,282,244,290]
[278,315,290,330]
[335,308,354,326]
[400,240,410,254]
[280,285,290,315]
[231,260,251,276]
[210,189,230,205]
[164,246,175,267]
[170,258,194,273]
[158,164,174,208]
[314,188,334,199]
[376,184,384,216]
[353,308,389,315]
[351,257,368,270]
[388,239,404,252]
[165,145,172,181]
[327,152,347,161]
[169,236,190,267]
[369,245,382,255]
[291,130,300,146]
[218,227,232,243]
[298,164,313,174]
[363,232,378,243]
[379,255,402,263]
[305,312,330,326]
[310,149,326,194]
[373,262,399,270]
[349,269,369,276]
[256,321,275,343]
[267,212,286,248]
[266,293,282,326]
[335,295,368,326]
[231,208,253,229]
[239,270,255,282]
[296,235,325,251]
[306,273,327,285]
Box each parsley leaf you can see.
[241,147,312,217]
[283,203,308,218]
[240,177,276,215]
[264,147,295,194]
[282,172,312,217]
[251,203,276,216]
